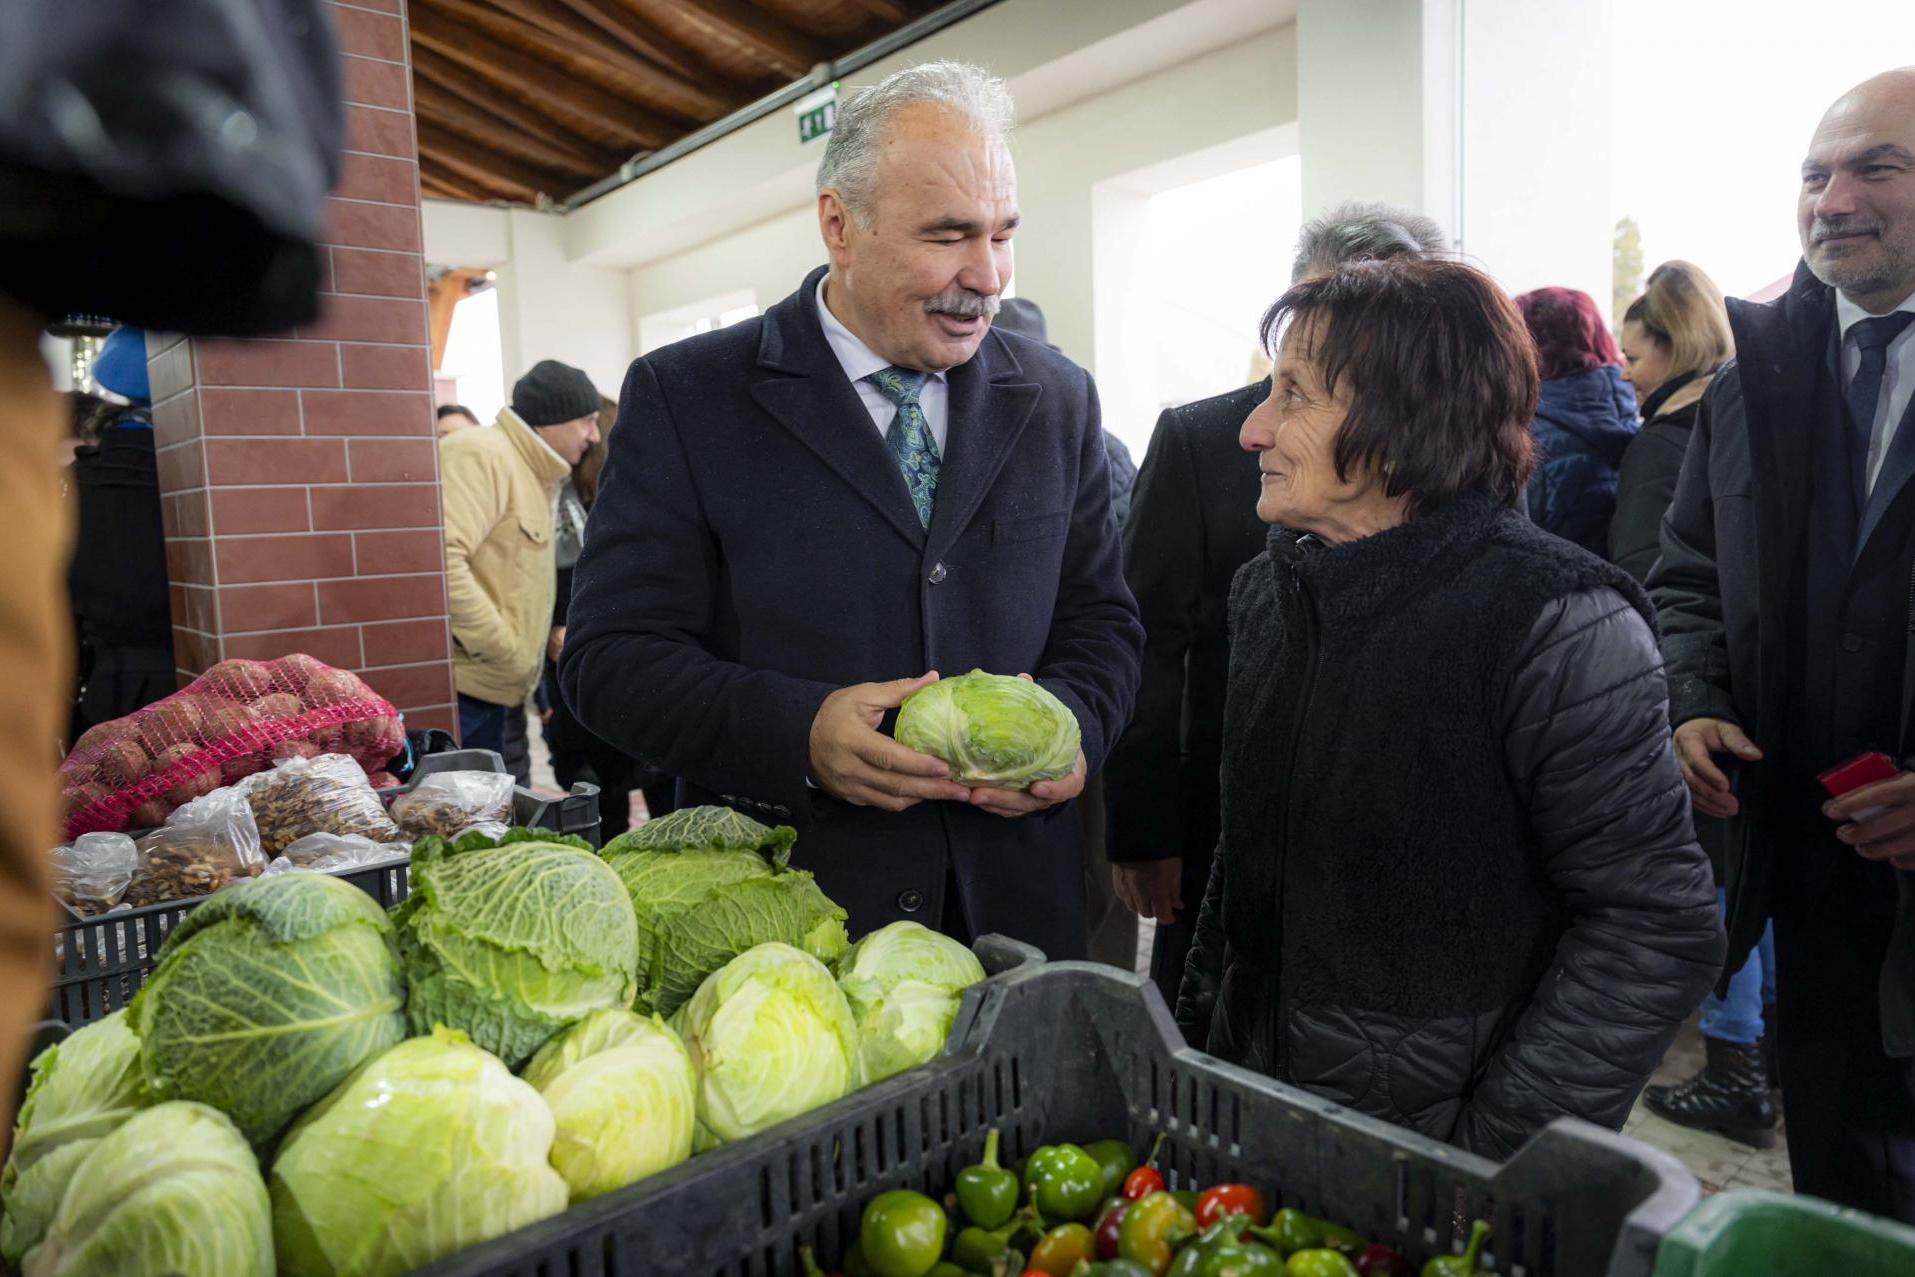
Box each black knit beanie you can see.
[511,360,599,427]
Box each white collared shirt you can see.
[1835,287,1915,495]
[815,277,949,455]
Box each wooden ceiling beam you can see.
[413,80,611,178]
[420,168,493,202]
[555,0,713,86]
[412,45,601,161]
[410,4,671,149]
[480,0,733,122]
[642,0,827,80]
[840,0,913,22]
[417,121,582,202]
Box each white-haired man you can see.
[563,62,1142,959]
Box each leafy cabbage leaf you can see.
[894,670,1080,788]
[670,943,860,1143]
[836,922,986,1083]
[1,1012,149,1267]
[600,806,796,863]
[270,1028,567,1277]
[393,839,638,1068]
[521,1009,696,1201]
[25,1101,270,1277]
[131,871,406,1147]
[646,872,849,1017]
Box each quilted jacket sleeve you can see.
[1455,587,1724,1159]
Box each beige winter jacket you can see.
[439,408,570,707]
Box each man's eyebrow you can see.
[1807,142,1915,174]
[918,213,1022,234]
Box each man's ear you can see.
[819,189,854,267]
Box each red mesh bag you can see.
[59,654,406,838]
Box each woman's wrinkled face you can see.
[1240,316,1370,536]
[1618,318,1673,399]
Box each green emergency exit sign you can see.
[796,85,838,144]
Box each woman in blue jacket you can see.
[1515,287,1639,554]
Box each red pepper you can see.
[1353,1243,1412,1276]
[1095,1200,1129,1259]
[1121,1167,1164,1200]
[1194,1184,1266,1235]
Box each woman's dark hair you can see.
[1512,286,1620,381]
[1260,257,1538,517]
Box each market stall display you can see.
[58,656,404,838]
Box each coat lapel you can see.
[925,332,1041,562]
[748,268,926,549]
[1855,389,1915,562]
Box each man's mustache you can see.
[924,291,1001,318]
[1811,217,1882,243]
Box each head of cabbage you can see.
[394,832,639,1067]
[24,1101,271,1277]
[1,1012,149,1268]
[894,670,1080,788]
[131,870,407,1147]
[670,942,860,1144]
[836,922,986,1084]
[522,1009,697,1202]
[270,1027,567,1277]
[600,807,848,1017]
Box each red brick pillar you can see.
[148,0,456,736]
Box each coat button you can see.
[928,562,947,585]
[897,888,925,913]
[1842,633,1865,653]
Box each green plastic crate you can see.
[1655,1189,1915,1276]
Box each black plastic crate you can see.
[413,960,1697,1277]
[46,749,601,1028]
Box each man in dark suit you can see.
[1106,202,1448,1011]
[561,62,1142,961]
[1653,69,1915,1220]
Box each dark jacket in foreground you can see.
[1525,365,1640,557]
[1609,379,1708,584]
[1179,496,1721,1159]
[561,267,1143,961]
[1651,261,1915,1057]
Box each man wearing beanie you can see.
[440,359,600,778]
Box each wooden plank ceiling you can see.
[410,0,938,205]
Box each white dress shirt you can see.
[1835,287,1915,496]
[816,277,949,455]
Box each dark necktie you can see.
[1846,310,1915,503]
[867,366,940,528]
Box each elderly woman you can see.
[1177,258,1722,1159]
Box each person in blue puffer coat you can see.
[1515,287,1640,555]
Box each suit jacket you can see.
[1104,379,1269,865]
[561,266,1143,960]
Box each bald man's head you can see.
[1799,67,1915,312]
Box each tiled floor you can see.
[1623,1017,1793,1194]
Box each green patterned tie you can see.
[868,366,941,528]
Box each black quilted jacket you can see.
[1177,495,1722,1160]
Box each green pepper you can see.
[929,1266,969,1277]
[1029,1222,1098,1275]
[1419,1221,1489,1277]
[1267,1210,1364,1257]
[1165,1213,1284,1277]
[861,1189,949,1277]
[1070,1263,1157,1277]
[958,1129,1022,1229]
[1285,1252,1359,1277]
[1116,1191,1197,1274]
[1083,1139,1140,1199]
[1171,1191,1202,1215]
[801,1246,844,1277]
[952,1221,1024,1275]
[1024,1145,1106,1223]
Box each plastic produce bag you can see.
[122,786,267,909]
[243,753,402,855]
[264,832,409,875]
[388,771,515,841]
[58,654,405,838]
[48,833,138,916]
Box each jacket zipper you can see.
[1271,566,1321,1079]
